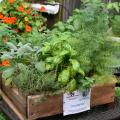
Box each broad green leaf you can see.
[78,68,85,76]
[45,57,54,63]
[107,3,113,9]
[69,67,76,77]
[5,78,12,86]
[42,44,51,54]
[66,25,75,31]
[2,68,14,80]
[60,50,69,56]
[35,61,46,73]
[81,77,95,89]
[66,79,77,92]
[73,19,80,30]
[53,56,62,64]
[67,17,74,23]
[55,22,65,32]
[113,3,119,13]
[58,69,70,86]
[70,59,80,71]
[73,9,80,14]
[45,63,54,71]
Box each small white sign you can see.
[63,90,91,116]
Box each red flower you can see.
[18,6,24,12]
[2,17,17,24]
[40,6,46,12]
[2,59,10,67]
[9,0,14,4]
[26,9,31,15]
[11,17,17,21]
[25,24,32,32]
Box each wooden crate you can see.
[0,82,115,120]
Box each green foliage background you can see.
[0,112,9,120]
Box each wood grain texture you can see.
[1,82,115,120]
[2,85,27,117]
[0,90,27,120]
[91,83,115,106]
[27,95,63,120]
[62,0,80,21]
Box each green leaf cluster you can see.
[41,0,119,84]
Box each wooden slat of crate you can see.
[0,90,27,120]
[2,85,27,117]
[91,83,115,107]
[27,83,115,120]
[27,95,63,120]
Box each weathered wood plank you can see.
[27,94,63,120]
[91,83,115,106]
[0,90,27,120]
[2,85,27,117]
[62,0,80,21]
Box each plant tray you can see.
[1,82,115,120]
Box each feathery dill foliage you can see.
[45,0,120,83]
[111,15,120,36]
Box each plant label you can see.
[63,90,91,116]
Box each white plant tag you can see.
[63,90,91,116]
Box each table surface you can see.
[0,98,120,120]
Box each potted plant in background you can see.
[0,0,46,34]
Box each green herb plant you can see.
[42,0,119,84]
[1,0,119,95]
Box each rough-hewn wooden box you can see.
[1,82,115,120]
